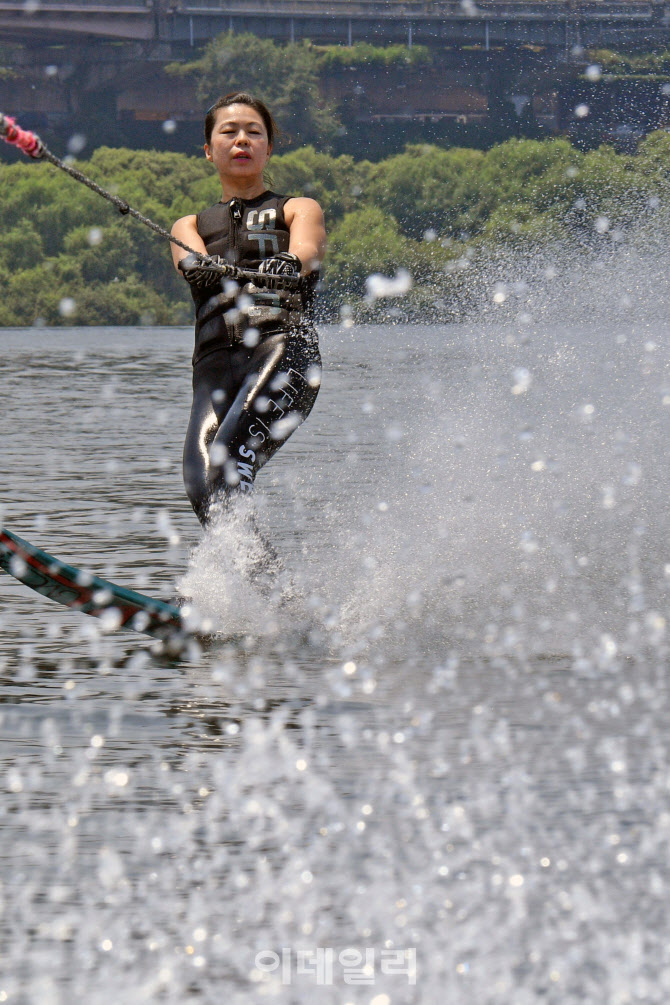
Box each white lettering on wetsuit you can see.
[246,208,279,258]
[236,370,306,491]
[236,444,256,492]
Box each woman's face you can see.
[204,104,271,180]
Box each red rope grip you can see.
[0,114,43,157]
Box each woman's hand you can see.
[258,252,302,277]
[178,252,226,289]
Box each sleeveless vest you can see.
[197,191,292,269]
[190,191,314,365]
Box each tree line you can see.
[0,130,669,327]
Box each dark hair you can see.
[204,92,277,147]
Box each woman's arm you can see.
[170,215,208,271]
[284,198,326,275]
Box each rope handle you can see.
[0,113,43,157]
[0,112,302,292]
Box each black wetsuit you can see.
[182,192,321,525]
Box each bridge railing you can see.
[176,0,663,15]
[1,0,661,15]
[0,0,152,8]
[178,0,660,9]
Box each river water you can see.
[1,295,669,1002]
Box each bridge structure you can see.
[0,0,667,52]
[0,0,667,151]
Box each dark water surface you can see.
[1,319,669,1003]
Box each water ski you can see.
[0,527,186,640]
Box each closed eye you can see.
[217,124,265,137]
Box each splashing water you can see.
[176,498,297,637]
[0,232,669,1003]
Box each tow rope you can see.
[0,112,299,290]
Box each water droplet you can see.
[365,268,412,301]
[99,607,122,632]
[270,411,302,440]
[66,133,86,155]
[512,368,532,395]
[9,555,27,578]
[492,281,507,304]
[58,297,76,318]
[7,768,23,793]
[242,327,260,348]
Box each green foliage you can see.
[0,152,201,326]
[365,144,487,239]
[586,48,670,77]
[315,42,432,70]
[564,145,652,223]
[168,32,342,151]
[0,46,15,80]
[1,132,670,325]
[327,205,454,300]
[268,146,370,222]
[326,207,412,294]
[633,129,670,180]
[0,222,44,271]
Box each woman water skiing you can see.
[171,92,326,526]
